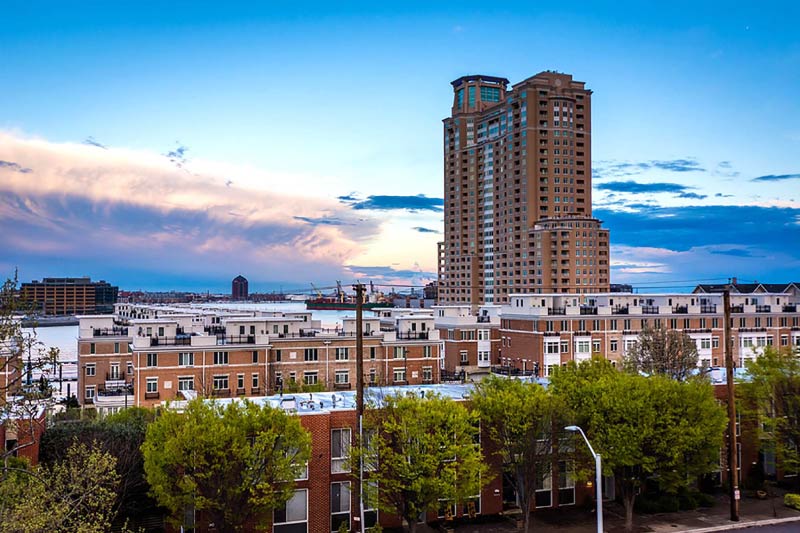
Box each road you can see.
[738,524,800,532]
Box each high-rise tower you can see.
[438,72,610,305]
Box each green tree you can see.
[142,399,311,532]
[471,376,568,533]
[624,325,699,380]
[0,441,120,533]
[361,392,488,533]
[40,407,159,525]
[551,357,726,531]
[741,346,800,488]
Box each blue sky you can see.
[1,1,799,292]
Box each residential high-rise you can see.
[20,277,118,315]
[438,72,610,305]
[232,275,248,300]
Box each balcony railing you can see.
[548,307,566,316]
[477,315,492,323]
[739,327,767,333]
[144,391,160,400]
[783,305,797,313]
[216,334,256,345]
[396,331,430,340]
[755,305,772,313]
[579,306,598,315]
[212,388,231,398]
[611,306,629,315]
[684,328,712,334]
[641,306,659,315]
[93,327,129,337]
[105,372,125,381]
[97,384,133,397]
[672,306,688,314]
[149,336,191,346]
[730,305,744,313]
[204,325,226,335]
[700,305,717,313]
[334,382,352,390]
[543,331,561,336]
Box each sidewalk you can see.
[448,491,800,532]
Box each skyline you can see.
[2,2,799,292]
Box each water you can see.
[188,301,367,327]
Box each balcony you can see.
[700,305,717,313]
[396,331,430,340]
[105,371,126,381]
[216,334,256,345]
[334,382,352,390]
[730,305,745,313]
[611,305,629,315]
[250,387,261,395]
[149,336,191,347]
[739,327,767,333]
[641,306,659,315]
[144,391,160,400]
[543,331,561,336]
[97,384,133,397]
[783,305,797,313]
[755,305,772,313]
[212,388,231,398]
[477,315,492,323]
[236,388,246,396]
[204,325,226,335]
[579,306,598,315]
[622,330,640,336]
[93,327,129,337]
[672,305,688,314]
[684,328,712,334]
[548,307,566,316]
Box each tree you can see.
[0,440,120,533]
[361,392,488,533]
[471,376,568,533]
[142,399,311,532]
[40,407,159,526]
[740,346,800,488]
[550,357,726,531]
[624,324,699,380]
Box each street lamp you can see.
[565,425,603,533]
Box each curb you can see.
[680,515,800,532]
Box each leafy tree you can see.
[361,392,488,533]
[551,357,726,531]
[741,346,800,488]
[624,324,699,380]
[40,407,159,525]
[471,376,568,533]
[142,399,311,532]
[0,441,120,533]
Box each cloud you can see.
[0,160,33,173]
[344,264,435,284]
[595,181,693,194]
[675,192,707,200]
[710,248,761,258]
[649,159,704,172]
[593,158,703,179]
[341,194,444,212]
[714,193,733,198]
[0,131,382,288]
[751,174,800,182]
[412,226,441,234]
[83,137,107,149]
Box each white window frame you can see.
[331,428,351,474]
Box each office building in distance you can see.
[232,275,249,300]
[20,276,118,315]
[439,71,610,305]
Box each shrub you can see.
[785,493,800,511]
[696,492,716,508]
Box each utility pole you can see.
[724,288,740,521]
[353,282,366,533]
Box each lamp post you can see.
[565,425,603,533]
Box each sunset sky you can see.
[1,1,799,292]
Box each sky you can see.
[1,1,799,293]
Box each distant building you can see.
[20,277,118,316]
[609,283,633,293]
[232,275,249,300]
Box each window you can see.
[304,348,318,361]
[213,375,229,391]
[424,345,432,358]
[393,367,406,383]
[274,489,308,533]
[558,461,575,505]
[178,376,194,391]
[85,385,95,400]
[575,340,590,354]
[370,346,377,359]
[109,362,120,380]
[252,350,259,363]
[113,342,120,353]
[478,329,490,340]
[713,337,720,349]
[394,346,406,359]
[335,347,349,361]
[85,363,96,377]
[335,370,349,384]
[423,366,433,382]
[90,343,96,354]
[331,482,351,532]
[331,429,351,473]
[178,352,194,366]
[146,353,158,367]
[303,371,318,385]
[700,338,711,350]
[610,339,618,352]
[363,480,378,528]
[146,377,158,393]
[275,349,282,362]
[237,373,245,391]
[535,463,552,508]
[460,350,469,364]
[213,351,229,365]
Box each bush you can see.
[785,493,800,511]
[635,493,680,514]
[678,490,699,511]
[696,492,716,508]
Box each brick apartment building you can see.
[77,304,443,413]
[436,285,800,379]
[20,277,118,315]
[438,71,611,306]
